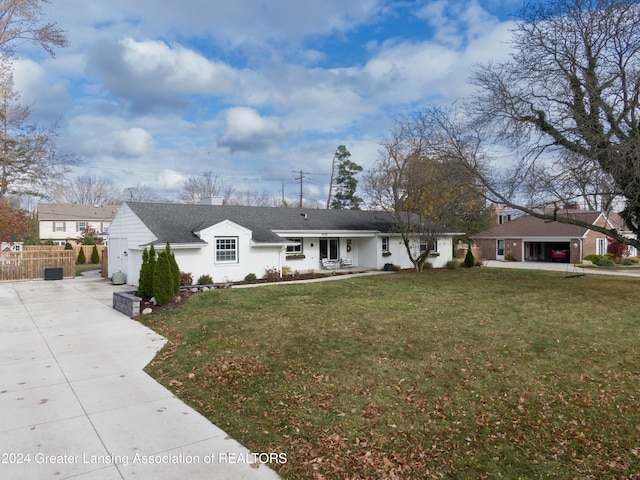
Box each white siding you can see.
[194,220,279,283]
[39,220,111,243]
[107,204,458,285]
[107,204,156,285]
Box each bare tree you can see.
[0,58,73,201]
[468,0,640,247]
[0,0,68,57]
[179,170,233,204]
[363,111,491,271]
[55,174,120,205]
[227,189,281,207]
[123,183,163,203]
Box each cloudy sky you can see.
[14,0,522,205]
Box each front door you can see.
[496,239,505,260]
[320,238,339,261]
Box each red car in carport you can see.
[551,249,570,261]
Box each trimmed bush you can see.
[244,273,257,283]
[197,274,214,285]
[90,245,100,264]
[153,252,175,306]
[164,243,180,295]
[170,253,180,294]
[446,260,460,270]
[464,248,475,268]
[596,258,616,267]
[77,248,86,264]
[138,248,154,298]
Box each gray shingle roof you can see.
[38,203,120,221]
[473,211,603,238]
[125,202,444,245]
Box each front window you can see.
[286,238,303,254]
[77,221,87,232]
[216,237,238,263]
[382,237,389,252]
[53,222,65,232]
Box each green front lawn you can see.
[75,263,101,275]
[140,269,640,479]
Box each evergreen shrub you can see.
[153,252,175,306]
[91,245,100,264]
[197,274,214,285]
[464,248,475,268]
[138,248,154,298]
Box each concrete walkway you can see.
[484,260,640,278]
[0,274,280,480]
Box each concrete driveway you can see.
[0,274,280,480]
[484,260,640,277]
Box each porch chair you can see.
[340,258,353,268]
[321,258,339,270]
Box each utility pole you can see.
[293,170,307,208]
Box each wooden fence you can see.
[22,245,107,263]
[0,250,76,281]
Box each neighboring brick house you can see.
[37,204,120,245]
[472,210,628,263]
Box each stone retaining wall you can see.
[113,291,141,317]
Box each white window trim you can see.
[286,237,303,254]
[215,237,238,263]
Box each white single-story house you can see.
[107,202,459,286]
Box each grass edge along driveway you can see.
[140,269,640,479]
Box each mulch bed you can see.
[139,270,364,313]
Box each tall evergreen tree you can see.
[329,146,363,210]
[138,247,153,298]
[153,251,175,306]
[90,245,99,264]
[165,242,180,295]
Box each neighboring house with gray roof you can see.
[472,210,629,263]
[107,202,458,285]
[38,203,120,245]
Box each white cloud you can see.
[67,115,155,158]
[27,0,520,202]
[119,38,237,95]
[218,107,288,153]
[156,169,186,190]
[114,127,155,157]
